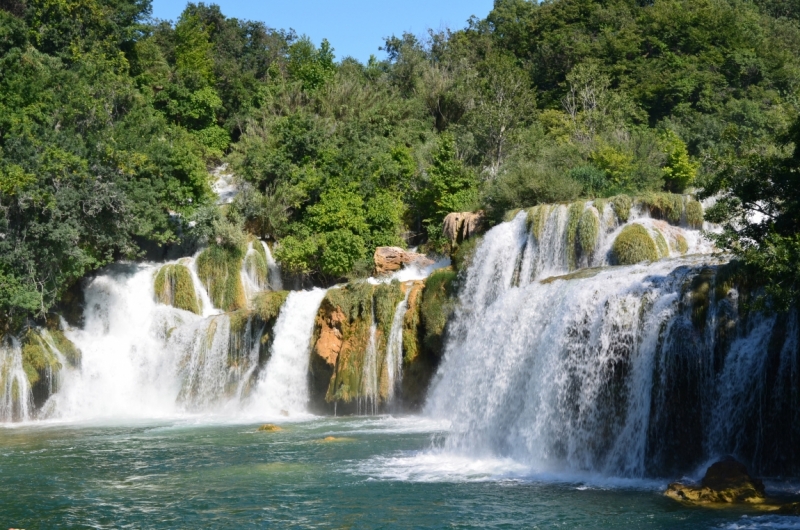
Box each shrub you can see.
[196,244,246,312]
[686,200,704,228]
[154,264,201,314]
[612,224,659,265]
[577,207,601,261]
[611,195,633,223]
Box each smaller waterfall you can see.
[0,337,33,421]
[248,288,327,415]
[361,311,380,415]
[262,241,283,291]
[386,289,411,403]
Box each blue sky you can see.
[150,0,495,63]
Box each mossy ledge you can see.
[611,224,660,265]
[154,264,201,314]
[308,271,457,414]
[196,243,247,312]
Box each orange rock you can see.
[373,247,433,275]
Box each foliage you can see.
[5,0,800,320]
[612,224,660,265]
[252,290,288,323]
[153,263,201,314]
[577,207,600,261]
[419,269,457,357]
[196,243,246,312]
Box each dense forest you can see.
[1,0,799,329]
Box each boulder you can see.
[442,211,485,244]
[373,247,433,275]
[665,457,766,505]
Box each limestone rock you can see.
[314,306,346,367]
[257,424,282,432]
[665,457,766,505]
[373,247,433,275]
[442,211,485,244]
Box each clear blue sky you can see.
[150,0,495,63]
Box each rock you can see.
[257,424,282,432]
[442,211,485,244]
[665,457,766,505]
[373,247,433,275]
[314,306,346,366]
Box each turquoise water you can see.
[0,416,797,529]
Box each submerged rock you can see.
[373,247,433,275]
[665,457,766,505]
[257,424,282,432]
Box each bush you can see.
[577,207,601,261]
[686,200,704,228]
[612,224,660,265]
[154,264,201,314]
[196,244,246,311]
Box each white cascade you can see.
[361,309,379,415]
[425,210,800,477]
[0,336,33,422]
[386,288,411,403]
[248,288,327,415]
[262,241,283,291]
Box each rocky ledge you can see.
[665,457,800,514]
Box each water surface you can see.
[1,416,797,529]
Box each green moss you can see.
[325,281,374,322]
[403,284,423,363]
[594,198,608,215]
[611,195,633,223]
[638,192,683,224]
[196,244,246,312]
[526,205,549,239]
[154,264,201,314]
[252,291,289,323]
[20,329,61,387]
[566,201,585,270]
[244,242,269,288]
[577,207,600,262]
[686,199,704,228]
[451,236,481,272]
[45,327,81,368]
[374,281,403,338]
[674,234,689,254]
[685,268,716,328]
[653,228,670,258]
[420,269,457,357]
[504,208,522,222]
[611,224,660,265]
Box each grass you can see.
[653,228,670,258]
[526,205,549,240]
[565,201,585,270]
[154,264,201,314]
[196,244,247,312]
[244,241,269,288]
[686,199,704,228]
[20,329,61,387]
[420,269,458,358]
[639,192,684,224]
[611,195,633,223]
[577,207,601,262]
[612,224,660,265]
[674,234,689,254]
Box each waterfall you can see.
[426,210,800,477]
[0,337,33,422]
[361,310,379,415]
[248,288,327,415]
[386,289,411,403]
[262,241,283,291]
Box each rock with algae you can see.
[154,264,201,314]
[257,424,282,432]
[611,224,660,265]
[666,458,766,505]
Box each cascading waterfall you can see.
[385,289,411,403]
[248,288,327,415]
[360,304,380,415]
[426,209,800,477]
[0,337,32,422]
[262,241,283,291]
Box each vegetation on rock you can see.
[196,244,246,312]
[612,224,659,265]
[154,264,201,314]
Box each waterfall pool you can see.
[1,416,797,529]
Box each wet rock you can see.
[665,457,766,505]
[257,424,282,432]
[373,247,433,275]
[442,211,484,244]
